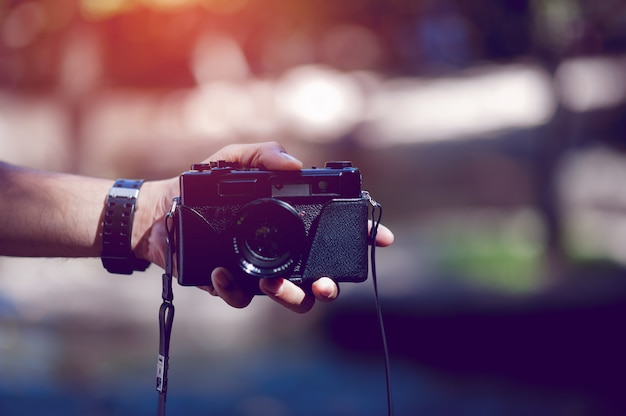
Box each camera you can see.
[174,161,370,290]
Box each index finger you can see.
[203,141,303,171]
[372,223,394,247]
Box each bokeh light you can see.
[557,55,626,112]
[276,65,365,141]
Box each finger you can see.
[311,277,339,302]
[198,284,218,296]
[203,142,303,171]
[259,278,316,314]
[369,222,395,247]
[210,267,253,308]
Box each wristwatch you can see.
[101,179,150,274]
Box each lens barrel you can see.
[231,198,306,278]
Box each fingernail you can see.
[280,151,302,165]
[263,277,284,296]
[318,279,336,299]
[318,283,333,299]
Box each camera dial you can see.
[231,198,306,279]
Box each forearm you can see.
[0,162,112,257]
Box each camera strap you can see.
[364,191,394,416]
[156,197,179,416]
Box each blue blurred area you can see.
[0,331,597,416]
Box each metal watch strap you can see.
[101,179,150,274]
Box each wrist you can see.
[131,178,179,265]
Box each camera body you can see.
[175,161,369,290]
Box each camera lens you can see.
[231,198,306,278]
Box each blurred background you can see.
[2,0,626,414]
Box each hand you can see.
[135,142,394,313]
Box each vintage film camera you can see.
[175,161,369,290]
